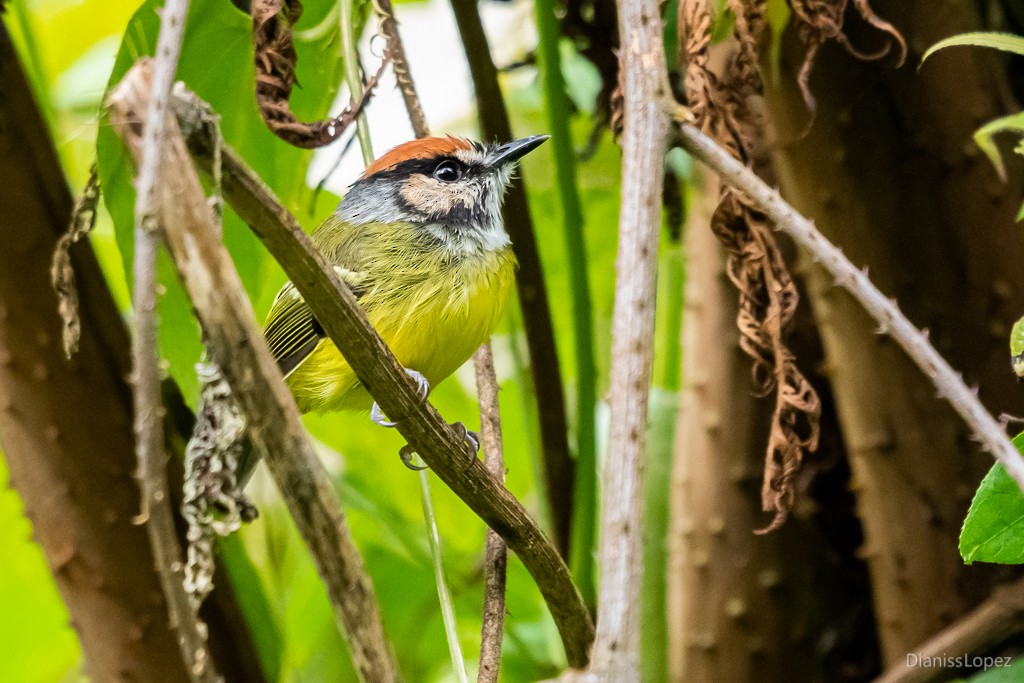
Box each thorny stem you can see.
[673,116,1024,493]
[51,163,99,359]
[121,1,220,680]
[373,0,428,139]
[449,0,577,559]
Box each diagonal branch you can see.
[111,61,400,683]
[170,86,595,667]
[118,1,219,680]
[875,576,1024,683]
[672,117,1024,493]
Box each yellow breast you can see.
[286,245,517,414]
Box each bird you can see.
[251,134,549,473]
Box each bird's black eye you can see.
[432,159,463,182]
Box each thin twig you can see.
[474,343,507,683]
[170,86,595,668]
[373,0,428,138]
[585,0,673,679]
[111,62,400,683]
[673,118,1024,494]
[875,577,1024,683]
[449,0,576,558]
[116,2,220,680]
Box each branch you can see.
[585,0,673,679]
[673,118,1024,493]
[119,2,219,679]
[375,0,429,139]
[170,86,596,668]
[111,62,400,683]
[875,577,1024,683]
[450,0,576,558]
[475,343,508,683]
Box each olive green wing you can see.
[264,268,368,378]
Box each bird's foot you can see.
[399,443,427,471]
[370,368,430,428]
[395,421,480,472]
[449,421,481,457]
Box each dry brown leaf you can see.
[790,0,907,114]
[679,0,821,531]
[252,0,388,148]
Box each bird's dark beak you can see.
[488,135,550,168]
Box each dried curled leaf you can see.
[252,0,388,148]
[51,164,100,359]
[679,0,821,531]
[791,0,907,114]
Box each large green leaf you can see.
[96,0,347,401]
[960,433,1024,564]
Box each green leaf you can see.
[964,657,1024,682]
[96,0,347,402]
[641,389,678,683]
[971,111,1024,182]
[0,456,81,682]
[959,433,1024,564]
[922,32,1024,65]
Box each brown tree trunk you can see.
[669,177,877,681]
[0,21,264,682]
[764,0,1024,665]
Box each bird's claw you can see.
[399,444,428,471]
[370,402,398,428]
[449,421,481,456]
[395,421,480,472]
[370,368,430,428]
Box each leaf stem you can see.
[340,0,373,165]
[419,467,470,683]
